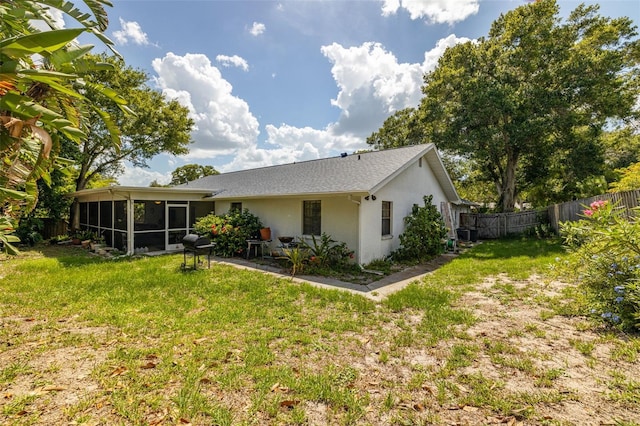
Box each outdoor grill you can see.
[181,234,215,270]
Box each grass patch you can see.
[569,338,596,357]
[607,370,640,404]
[0,239,637,424]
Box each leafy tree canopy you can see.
[68,53,194,228]
[601,128,640,183]
[369,0,639,212]
[609,162,640,193]
[72,53,193,192]
[170,164,219,186]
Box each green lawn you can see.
[1,239,639,425]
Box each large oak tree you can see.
[421,0,638,211]
[370,0,639,212]
[69,54,194,228]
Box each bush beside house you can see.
[394,195,447,261]
[194,209,263,257]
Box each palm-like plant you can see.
[0,0,130,254]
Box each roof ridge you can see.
[206,144,431,177]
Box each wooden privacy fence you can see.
[460,189,640,239]
[460,210,543,239]
[547,189,640,232]
[42,219,68,240]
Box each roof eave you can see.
[71,186,216,198]
[368,144,461,203]
[210,190,370,200]
[368,144,435,195]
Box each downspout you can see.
[348,195,362,265]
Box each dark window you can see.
[114,231,127,251]
[168,206,187,229]
[88,202,99,226]
[79,203,88,226]
[114,201,127,230]
[303,200,321,235]
[100,201,112,228]
[230,202,242,212]
[133,201,165,231]
[382,201,392,236]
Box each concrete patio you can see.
[207,252,458,301]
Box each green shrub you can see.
[193,209,263,257]
[15,216,43,247]
[394,195,447,261]
[281,246,309,276]
[298,233,354,269]
[560,200,640,331]
[524,211,556,239]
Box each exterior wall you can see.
[225,196,360,257]
[358,156,449,265]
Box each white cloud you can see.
[381,0,479,25]
[113,18,150,45]
[320,35,469,137]
[381,0,400,17]
[152,52,260,157]
[249,21,266,36]
[125,37,468,185]
[219,124,363,172]
[216,54,249,71]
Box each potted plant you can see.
[90,236,105,251]
[71,232,82,245]
[260,227,271,241]
[73,230,96,248]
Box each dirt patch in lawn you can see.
[0,316,116,424]
[1,274,639,425]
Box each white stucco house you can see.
[72,144,461,264]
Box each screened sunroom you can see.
[73,187,215,254]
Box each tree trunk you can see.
[498,149,519,212]
[69,174,88,232]
[70,198,80,231]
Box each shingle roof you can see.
[178,144,459,201]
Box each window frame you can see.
[302,200,321,236]
[382,201,392,236]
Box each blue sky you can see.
[91,0,639,186]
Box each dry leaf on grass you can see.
[109,366,127,377]
[280,400,300,409]
[41,385,67,392]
